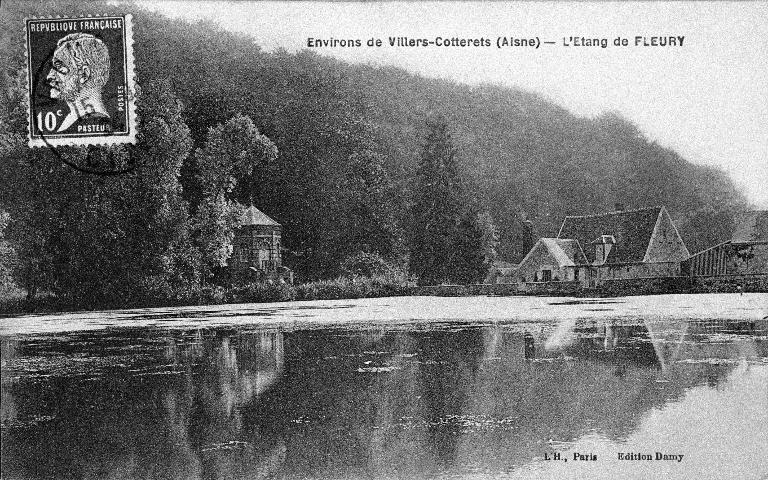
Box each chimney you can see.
[614,203,625,212]
[520,218,535,262]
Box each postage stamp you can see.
[24,15,137,148]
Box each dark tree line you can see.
[0,1,751,307]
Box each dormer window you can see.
[591,235,616,265]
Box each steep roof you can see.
[240,205,280,227]
[731,211,768,244]
[557,206,662,264]
[539,238,588,267]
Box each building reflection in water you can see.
[1,316,766,479]
[171,330,287,480]
[1,329,287,480]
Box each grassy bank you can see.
[0,274,416,315]
[202,274,415,304]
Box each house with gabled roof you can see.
[512,205,690,288]
[515,238,587,284]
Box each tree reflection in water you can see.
[1,317,765,479]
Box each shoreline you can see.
[2,273,766,318]
[1,293,765,337]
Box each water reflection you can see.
[1,317,767,479]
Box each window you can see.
[542,270,552,282]
[574,268,579,281]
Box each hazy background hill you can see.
[130,6,747,258]
[1,2,749,271]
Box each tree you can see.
[343,149,402,258]
[0,65,74,300]
[0,210,17,295]
[61,80,199,306]
[192,194,243,281]
[257,57,382,280]
[409,117,470,285]
[340,251,401,278]
[0,78,200,307]
[476,211,499,272]
[0,1,751,302]
[194,114,278,202]
[313,147,405,278]
[447,211,488,284]
[192,114,278,281]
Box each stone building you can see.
[230,205,292,283]
[510,206,690,288]
[515,238,586,284]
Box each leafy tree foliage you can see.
[130,4,749,263]
[340,251,402,278]
[409,118,460,284]
[191,114,278,281]
[0,211,17,295]
[310,147,405,279]
[0,1,753,307]
[192,193,243,281]
[343,149,403,259]
[194,114,278,201]
[409,118,491,285]
[0,78,199,306]
[476,211,499,272]
[447,211,489,284]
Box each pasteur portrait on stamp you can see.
[25,15,137,148]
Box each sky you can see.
[140,1,768,208]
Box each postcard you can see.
[0,2,766,479]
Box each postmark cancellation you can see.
[24,14,137,148]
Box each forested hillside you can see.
[134,4,747,256]
[0,1,748,304]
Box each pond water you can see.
[1,295,768,479]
